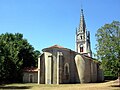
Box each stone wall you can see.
[40,54,45,84]
[92,62,98,82]
[23,72,38,83]
[98,69,104,82]
[69,51,77,83]
[38,46,104,84]
[84,57,91,83]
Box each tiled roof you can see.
[42,44,75,52]
[48,44,65,49]
[23,67,38,72]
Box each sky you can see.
[0,0,120,55]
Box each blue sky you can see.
[0,0,120,55]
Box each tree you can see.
[0,33,40,83]
[95,21,120,86]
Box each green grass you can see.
[0,81,119,90]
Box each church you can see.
[23,9,104,84]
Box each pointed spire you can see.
[76,27,77,34]
[78,9,86,32]
[81,9,84,16]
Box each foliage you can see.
[0,33,40,83]
[95,21,120,77]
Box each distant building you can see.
[23,9,104,84]
[23,67,38,83]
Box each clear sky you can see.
[0,0,120,55]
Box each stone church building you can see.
[23,9,104,84]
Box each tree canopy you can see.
[0,33,40,83]
[95,21,120,77]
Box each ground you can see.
[0,80,119,90]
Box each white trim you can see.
[38,56,40,84]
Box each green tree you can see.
[95,21,120,86]
[0,33,40,83]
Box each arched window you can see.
[80,44,84,52]
[80,36,82,39]
[64,63,69,80]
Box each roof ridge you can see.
[48,44,65,49]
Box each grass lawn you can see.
[0,80,119,90]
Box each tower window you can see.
[80,47,83,52]
[80,44,84,52]
[81,36,82,39]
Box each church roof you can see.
[41,45,99,63]
[48,44,66,49]
[42,44,70,52]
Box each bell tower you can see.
[76,9,92,57]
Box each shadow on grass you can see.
[0,85,32,89]
[111,85,120,87]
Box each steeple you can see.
[78,9,86,33]
[76,9,92,57]
[87,31,92,57]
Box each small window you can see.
[80,47,83,52]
